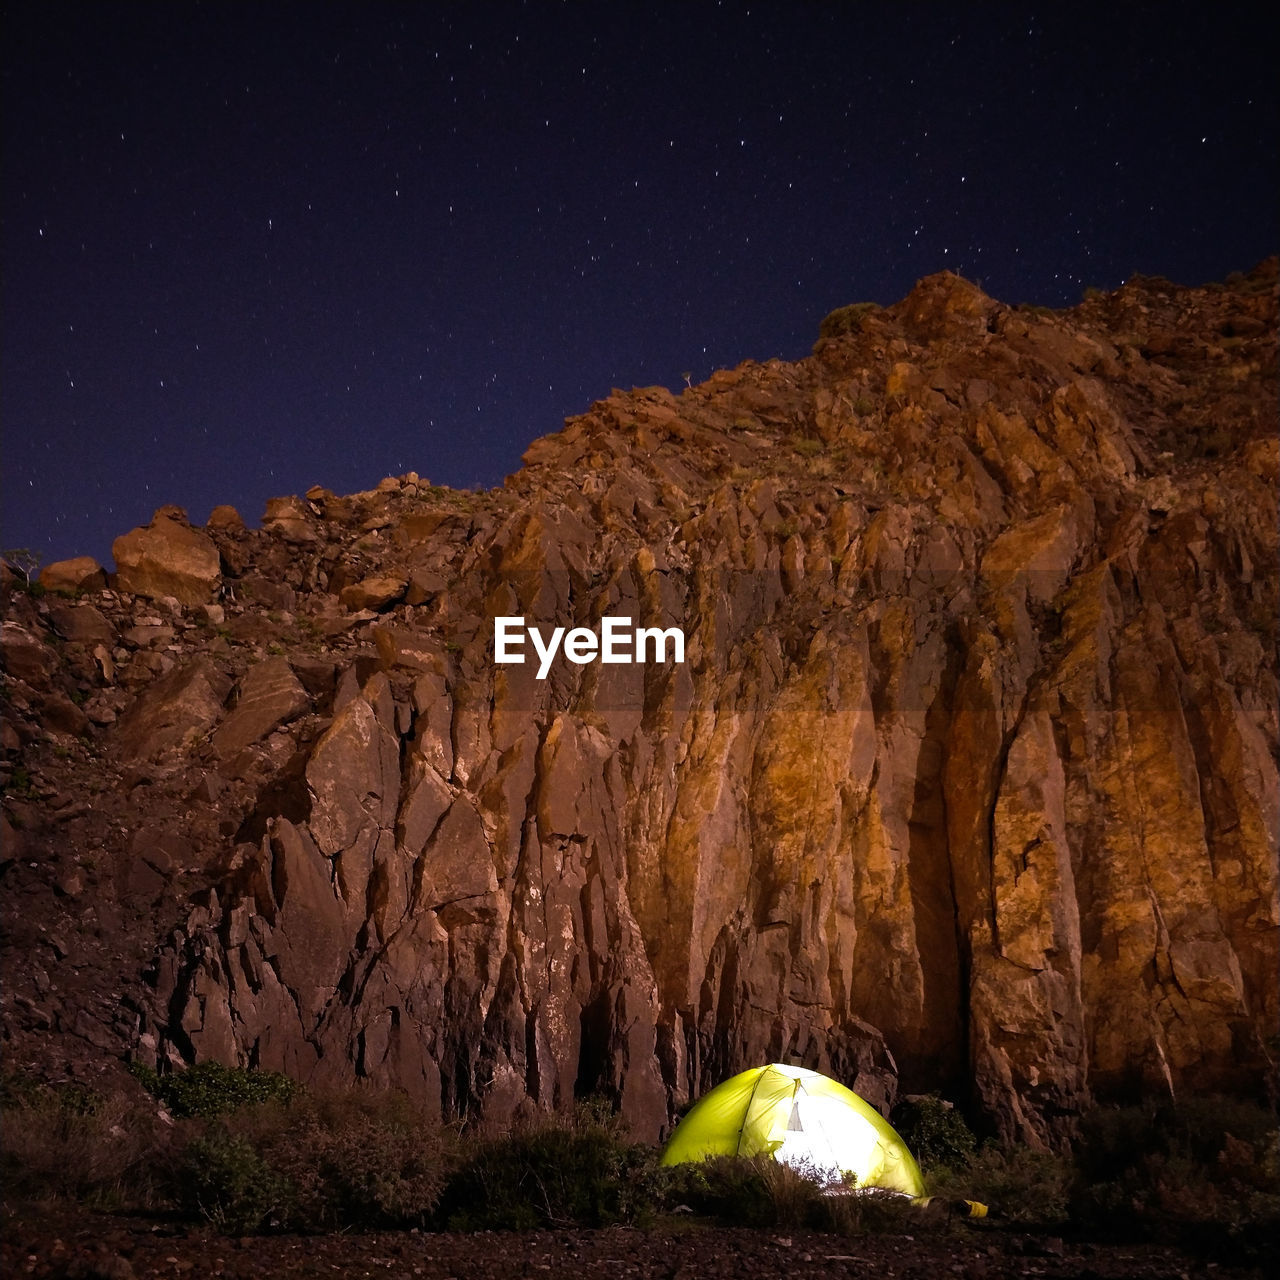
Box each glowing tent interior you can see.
[660,1063,925,1196]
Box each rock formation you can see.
[111,507,222,605]
[2,263,1276,1146]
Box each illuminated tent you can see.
[660,1063,924,1196]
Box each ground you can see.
[1,1210,1268,1280]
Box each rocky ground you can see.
[2,1210,1268,1280]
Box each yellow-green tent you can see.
[660,1063,924,1196]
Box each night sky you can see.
[3,3,1276,569]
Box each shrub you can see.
[756,1157,831,1227]
[0,1073,170,1208]
[240,1090,450,1230]
[166,1087,454,1233]
[929,1143,1073,1229]
[818,301,883,340]
[1071,1098,1280,1260]
[131,1060,300,1118]
[921,1096,1279,1259]
[659,1154,776,1226]
[820,1185,924,1236]
[892,1094,976,1172]
[439,1101,658,1230]
[179,1128,292,1234]
[3,766,37,799]
[658,1154,934,1235]
[658,1154,851,1229]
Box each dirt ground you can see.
[1,1209,1268,1280]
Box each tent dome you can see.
[660,1063,924,1196]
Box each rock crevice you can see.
[2,263,1276,1145]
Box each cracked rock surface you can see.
[2,262,1276,1144]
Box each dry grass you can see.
[1,1078,174,1209]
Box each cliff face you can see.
[2,264,1276,1145]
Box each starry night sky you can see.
[3,2,1276,568]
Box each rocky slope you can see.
[2,263,1276,1145]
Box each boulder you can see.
[47,603,115,646]
[339,576,408,611]
[211,656,310,759]
[262,496,319,544]
[1,622,54,688]
[207,504,246,531]
[39,557,106,594]
[41,692,91,737]
[113,658,231,761]
[112,514,221,604]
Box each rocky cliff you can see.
[3,263,1276,1145]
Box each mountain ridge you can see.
[2,260,1276,1145]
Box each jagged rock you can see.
[112,512,222,604]
[290,655,338,698]
[306,671,400,862]
[83,689,119,724]
[2,262,1276,1147]
[113,657,231,762]
[238,574,296,612]
[210,656,310,759]
[47,602,115,646]
[40,693,91,737]
[263,495,319,544]
[1,621,55,688]
[38,556,106,594]
[121,623,175,648]
[339,576,408,611]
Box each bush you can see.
[930,1143,1073,1229]
[131,1060,300,1118]
[439,1101,659,1230]
[0,1072,170,1208]
[5,1068,452,1234]
[180,1128,292,1234]
[757,1157,832,1227]
[818,301,883,340]
[922,1096,1279,1260]
[820,1185,924,1236]
[892,1094,977,1172]
[658,1154,934,1235]
[245,1090,449,1230]
[1071,1098,1280,1260]
[659,1154,776,1226]
[169,1087,453,1233]
[660,1154,874,1230]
